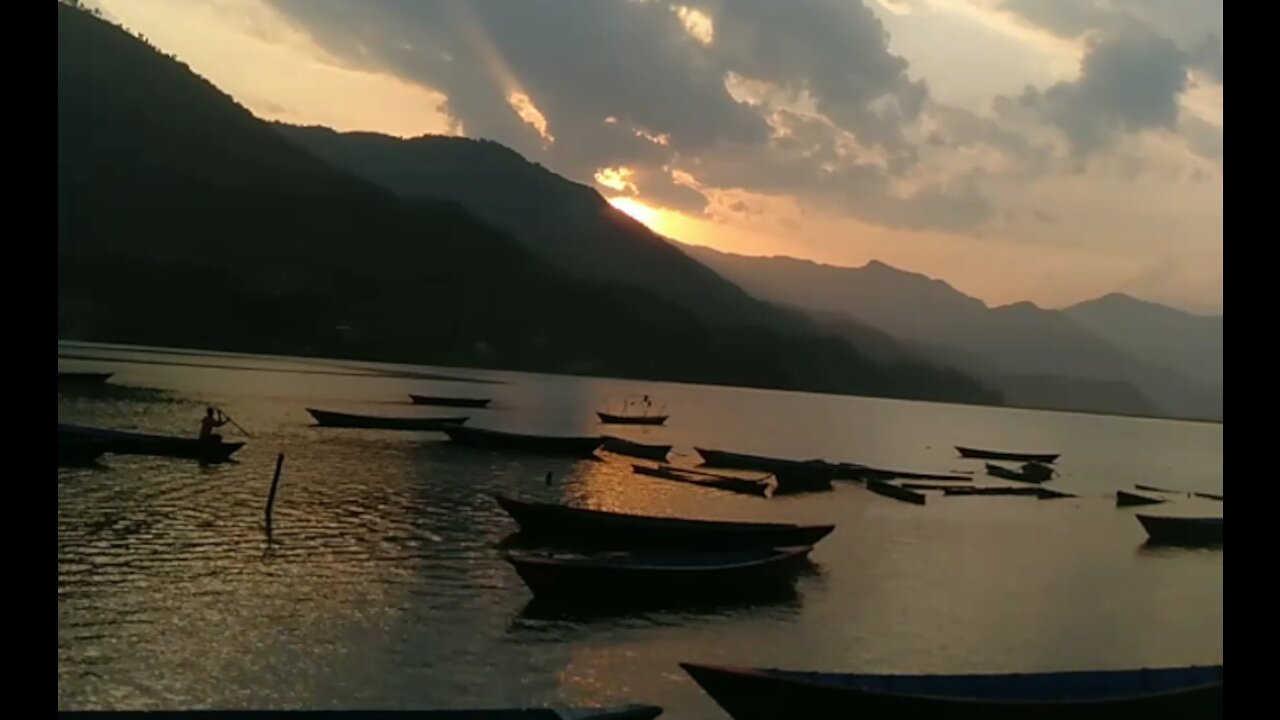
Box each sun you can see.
[607,196,661,227]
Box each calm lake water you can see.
[57,341,1223,717]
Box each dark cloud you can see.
[264,0,990,232]
[1002,0,1222,81]
[1020,29,1189,154]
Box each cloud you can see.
[1018,29,1190,155]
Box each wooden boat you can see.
[697,448,835,492]
[1136,514,1223,546]
[597,394,667,425]
[985,462,1053,484]
[957,446,1059,464]
[445,426,602,458]
[1035,487,1076,500]
[307,408,468,431]
[633,464,771,497]
[505,547,812,602]
[601,436,672,461]
[58,371,113,387]
[866,479,926,505]
[899,481,975,492]
[1194,491,1224,502]
[944,486,1042,497]
[597,411,668,426]
[341,707,662,719]
[58,438,106,467]
[1136,483,1185,494]
[1117,490,1166,507]
[843,464,971,482]
[494,495,835,551]
[408,393,491,408]
[58,423,244,463]
[681,662,1222,720]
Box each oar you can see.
[218,408,253,438]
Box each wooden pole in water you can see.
[266,452,284,527]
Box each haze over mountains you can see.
[279,120,1221,423]
[56,2,994,407]
[685,247,1222,422]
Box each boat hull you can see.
[495,495,834,551]
[866,479,926,505]
[408,394,492,408]
[58,424,243,463]
[1117,490,1166,507]
[597,412,668,426]
[601,436,672,461]
[506,547,812,602]
[958,446,1059,463]
[445,427,602,458]
[985,463,1051,484]
[1137,514,1223,546]
[307,408,468,431]
[696,448,835,492]
[633,465,770,497]
[681,663,1222,720]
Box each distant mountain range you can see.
[56,2,996,406]
[683,247,1222,421]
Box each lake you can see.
[57,341,1223,717]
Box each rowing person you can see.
[199,407,228,444]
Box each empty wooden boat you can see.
[494,495,835,551]
[354,707,662,719]
[1035,487,1076,500]
[58,438,106,467]
[57,371,113,387]
[1137,514,1223,546]
[408,393,491,408]
[697,448,836,492]
[445,426,602,457]
[597,411,668,426]
[601,436,672,461]
[899,481,976,491]
[843,463,971,482]
[58,423,243,463]
[632,464,771,497]
[985,462,1053,484]
[505,547,812,602]
[307,408,468,431]
[1194,491,1223,501]
[1117,490,1166,507]
[680,662,1222,720]
[957,446,1059,464]
[866,479,926,505]
[944,486,1043,497]
[1136,483,1184,494]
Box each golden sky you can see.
[90,0,1222,313]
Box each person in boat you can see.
[199,407,228,444]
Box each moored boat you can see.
[680,662,1222,720]
[957,446,1059,464]
[632,464,771,497]
[697,448,836,492]
[601,436,672,461]
[944,486,1043,497]
[844,464,971,482]
[408,393,492,408]
[1117,490,1166,507]
[985,462,1053,484]
[1136,514,1223,546]
[1194,491,1223,501]
[58,438,107,467]
[307,408,468,431]
[58,371,114,387]
[58,423,244,463]
[597,411,668,426]
[505,547,812,602]
[866,479,926,505]
[494,495,835,551]
[445,426,603,458]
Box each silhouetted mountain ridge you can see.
[683,245,1221,421]
[56,2,998,406]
